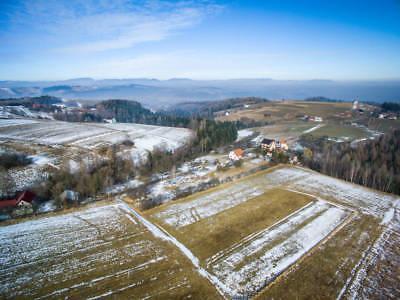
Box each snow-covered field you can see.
[0,118,39,127]
[155,182,264,228]
[150,166,399,297]
[154,166,396,229]
[0,119,192,152]
[209,201,349,296]
[263,167,397,217]
[338,199,400,299]
[0,203,215,299]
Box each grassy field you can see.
[302,123,368,140]
[216,101,352,123]
[145,165,398,298]
[212,158,268,180]
[0,203,219,299]
[148,188,313,260]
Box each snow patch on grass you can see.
[236,129,254,141]
[155,182,264,228]
[210,202,349,296]
[302,124,324,134]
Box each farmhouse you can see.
[261,138,276,152]
[275,139,289,151]
[229,148,244,161]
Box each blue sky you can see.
[1,0,400,80]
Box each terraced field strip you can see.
[153,164,391,231]
[208,200,350,297]
[154,182,264,228]
[263,166,397,217]
[152,188,314,262]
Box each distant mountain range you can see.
[1,78,399,109]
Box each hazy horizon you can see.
[2,77,400,82]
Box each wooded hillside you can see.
[303,130,400,195]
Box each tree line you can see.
[302,130,400,195]
[381,102,400,112]
[33,146,135,207]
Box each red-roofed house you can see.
[0,191,36,210]
[229,148,244,161]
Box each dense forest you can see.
[303,130,400,195]
[0,96,61,111]
[304,96,343,103]
[381,102,400,112]
[165,97,269,118]
[54,99,192,127]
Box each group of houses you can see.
[228,138,289,162]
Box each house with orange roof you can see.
[229,148,244,161]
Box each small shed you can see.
[60,190,79,203]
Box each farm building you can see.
[276,139,289,151]
[0,191,36,210]
[261,138,289,154]
[261,138,276,152]
[60,190,79,203]
[229,148,244,161]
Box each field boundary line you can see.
[118,199,230,299]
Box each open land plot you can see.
[301,123,370,141]
[0,119,192,151]
[264,167,396,217]
[146,165,399,298]
[148,188,314,260]
[249,121,319,145]
[216,101,352,123]
[0,118,39,127]
[0,203,219,299]
[258,214,381,299]
[209,200,349,297]
[150,166,395,228]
